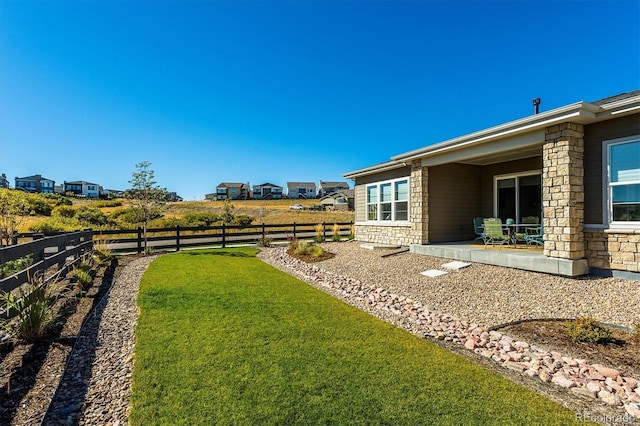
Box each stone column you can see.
[409,161,429,244]
[542,123,585,259]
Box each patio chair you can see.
[524,223,544,247]
[472,217,485,241]
[483,218,510,247]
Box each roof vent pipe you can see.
[533,98,541,114]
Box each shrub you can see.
[93,239,114,262]
[76,206,108,226]
[257,234,273,247]
[287,235,299,250]
[183,212,219,227]
[314,224,324,243]
[0,254,33,279]
[331,223,341,242]
[93,200,122,208]
[232,214,253,226]
[0,274,59,342]
[52,205,76,219]
[73,268,93,290]
[29,217,77,233]
[294,241,325,258]
[565,317,612,344]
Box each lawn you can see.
[130,248,587,425]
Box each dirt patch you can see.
[500,319,640,378]
[0,256,134,425]
[286,247,335,263]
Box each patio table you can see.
[503,223,536,248]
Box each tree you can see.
[219,199,235,225]
[125,161,168,251]
[0,189,31,246]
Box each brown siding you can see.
[354,166,411,223]
[428,163,482,242]
[480,156,543,217]
[583,113,640,224]
[354,184,366,222]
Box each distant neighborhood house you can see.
[0,173,9,189]
[215,182,250,200]
[64,181,103,198]
[287,182,317,199]
[15,174,55,194]
[252,183,283,199]
[320,189,354,211]
[318,181,350,197]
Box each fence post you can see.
[222,223,226,248]
[292,222,296,239]
[322,222,327,241]
[261,223,265,239]
[137,227,142,254]
[176,225,181,252]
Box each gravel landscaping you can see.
[313,241,639,329]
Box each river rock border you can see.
[257,247,640,420]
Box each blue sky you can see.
[1,0,638,200]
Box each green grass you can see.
[131,248,587,425]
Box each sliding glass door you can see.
[495,173,541,222]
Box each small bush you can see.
[314,224,324,243]
[331,223,341,242]
[52,205,76,219]
[287,235,299,250]
[93,239,114,262]
[93,200,122,208]
[73,268,93,290]
[183,212,219,227]
[0,275,59,342]
[565,317,612,344]
[294,241,325,258]
[0,254,33,279]
[76,206,108,226]
[257,235,273,247]
[232,214,253,226]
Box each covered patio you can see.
[410,241,589,277]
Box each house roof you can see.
[344,89,640,179]
[287,182,316,189]
[320,189,354,201]
[217,182,248,189]
[16,174,54,181]
[319,181,349,187]
[253,182,282,188]
[65,180,100,186]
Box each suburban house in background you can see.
[214,182,250,200]
[252,183,283,199]
[103,189,125,198]
[0,174,9,189]
[287,182,317,199]
[14,174,55,194]
[63,181,103,198]
[344,90,640,278]
[318,181,350,197]
[320,189,355,211]
[166,192,183,202]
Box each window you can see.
[365,178,410,222]
[494,172,541,222]
[605,137,640,225]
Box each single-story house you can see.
[215,182,250,200]
[287,182,317,199]
[318,181,350,197]
[252,183,283,199]
[344,90,640,278]
[320,189,355,211]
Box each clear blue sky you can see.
[1,0,638,200]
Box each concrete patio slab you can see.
[411,242,589,277]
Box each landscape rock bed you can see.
[257,244,640,422]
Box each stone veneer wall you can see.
[585,230,640,272]
[409,161,429,244]
[354,161,429,246]
[542,123,586,259]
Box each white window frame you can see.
[365,177,410,224]
[602,135,640,229]
[493,170,542,220]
